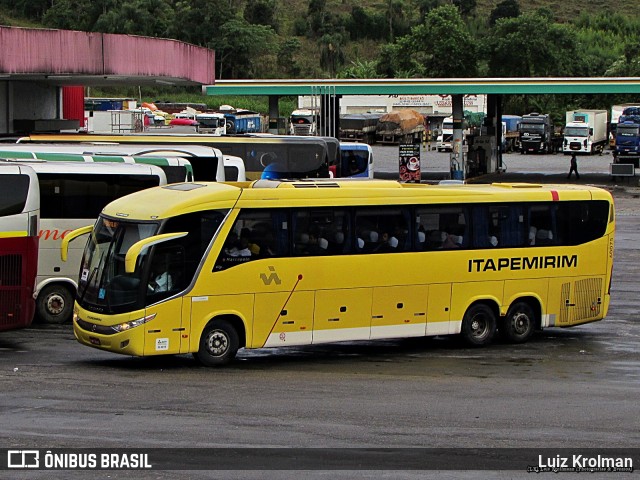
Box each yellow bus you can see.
[62,180,615,366]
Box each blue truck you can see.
[218,106,262,134]
[615,107,640,167]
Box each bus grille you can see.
[0,254,23,327]
[559,278,603,325]
[0,254,22,286]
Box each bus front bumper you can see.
[73,307,146,356]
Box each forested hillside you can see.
[1,0,639,118]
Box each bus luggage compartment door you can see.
[370,285,428,339]
[313,288,372,343]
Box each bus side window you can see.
[529,204,557,247]
[416,206,467,250]
[292,208,350,257]
[214,209,290,270]
[355,206,410,254]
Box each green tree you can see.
[213,19,276,78]
[484,12,582,77]
[414,0,443,21]
[1,0,51,21]
[92,0,173,36]
[385,0,405,42]
[348,6,385,41]
[169,0,234,46]
[244,0,278,32]
[605,37,640,76]
[42,0,97,30]
[277,38,302,77]
[337,59,382,79]
[308,0,328,37]
[452,0,476,17]
[489,0,520,26]
[380,5,477,78]
[319,33,346,77]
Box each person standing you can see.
[567,153,580,179]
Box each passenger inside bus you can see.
[148,270,173,293]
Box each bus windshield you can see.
[78,209,227,315]
[78,218,160,314]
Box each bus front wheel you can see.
[195,320,239,366]
[37,283,74,324]
[500,302,535,343]
[460,304,497,346]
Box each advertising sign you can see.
[399,143,421,183]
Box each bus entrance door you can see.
[144,298,184,355]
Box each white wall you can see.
[298,94,488,115]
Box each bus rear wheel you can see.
[460,304,497,346]
[500,302,535,344]
[37,283,74,324]
[195,320,239,366]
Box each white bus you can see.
[0,160,168,324]
[10,142,246,182]
[0,150,194,183]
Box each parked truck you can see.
[518,112,554,154]
[196,112,226,135]
[501,114,521,152]
[563,110,608,155]
[610,104,640,149]
[219,105,262,134]
[289,109,319,136]
[614,106,640,167]
[436,116,454,151]
[338,113,381,144]
[375,109,425,144]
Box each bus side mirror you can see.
[60,225,93,262]
[124,232,188,273]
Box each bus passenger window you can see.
[214,209,289,270]
[292,208,350,256]
[355,206,410,254]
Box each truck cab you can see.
[563,110,608,155]
[289,109,318,136]
[196,113,226,135]
[436,117,454,152]
[615,119,640,167]
[518,113,553,154]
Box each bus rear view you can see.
[0,164,39,331]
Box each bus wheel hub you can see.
[46,294,64,315]
[207,331,228,356]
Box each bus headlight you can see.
[111,313,156,333]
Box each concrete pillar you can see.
[268,95,279,134]
[451,94,465,179]
[486,94,500,173]
[0,81,11,133]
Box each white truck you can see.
[563,110,608,155]
[289,109,318,135]
[436,116,454,151]
[196,112,226,135]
